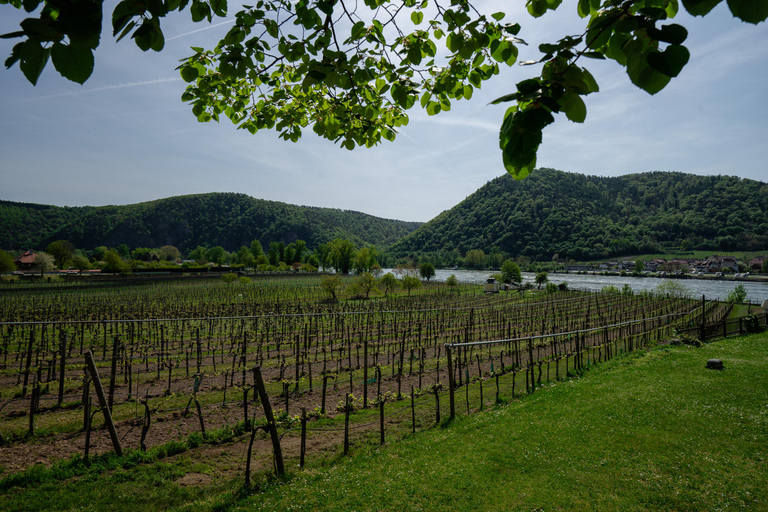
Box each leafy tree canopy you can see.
[419,261,436,281]
[3,0,766,177]
[0,249,15,273]
[501,259,522,284]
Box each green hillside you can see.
[0,193,422,252]
[390,169,768,261]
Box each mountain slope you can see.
[0,193,422,252]
[389,169,768,260]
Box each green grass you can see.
[3,333,767,511]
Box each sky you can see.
[1,1,766,223]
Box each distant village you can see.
[566,255,767,278]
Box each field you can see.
[1,274,759,510]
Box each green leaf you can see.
[577,0,592,17]
[500,108,553,168]
[646,44,689,77]
[605,32,630,64]
[666,0,680,17]
[492,12,506,21]
[505,157,535,180]
[180,64,199,82]
[625,40,671,94]
[681,0,723,15]
[647,23,688,45]
[19,40,49,85]
[133,19,165,52]
[210,0,227,17]
[410,11,424,25]
[0,31,27,40]
[490,92,519,104]
[22,0,40,12]
[112,0,142,36]
[726,0,768,23]
[516,78,541,95]
[51,42,94,84]
[350,21,366,39]
[4,42,23,69]
[527,0,548,17]
[116,20,137,43]
[559,92,587,123]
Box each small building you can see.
[618,261,636,271]
[484,277,500,294]
[645,259,667,272]
[749,257,765,271]
[702,255,739,273]
[14,250,37,270]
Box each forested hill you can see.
[0,193,422,252]
[389,169,768,261]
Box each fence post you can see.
[344,394,352,455]
[253,366,285,476]
[363,338,369,409]
[379,398,385,445]
[57,332,67,407]
[300,407,307,469]
[446,345,455,419]
[84,350,123,457]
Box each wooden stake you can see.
[84,351,123,457]
[446,345,455,419]
[253,366,285,475]
[300,407,307,469]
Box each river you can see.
[384,268,768,304]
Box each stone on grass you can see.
[706,359,724,370]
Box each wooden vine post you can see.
[446,344,455,419]
[344,393,352,455]
[252,366,285,476]
[57,332,66,407]
[300,407,307,469]
[363,337,369,408]
[84,350,123,457]
[379,398,385,445]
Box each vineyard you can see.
[0,275,711,481]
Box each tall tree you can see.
[103,250,126,273]
[268,242,281,266]
[294,240,307,264]
[34,251,55,276]
[159,245,181,262]
[464,249,486,269]
[45,240,75,269]
[501,260,522,284]
[401,275,421,296]
[330,239,356,274]
[378,272,399,297]
[250,239,264,258]
[0,249,15,273]
[205,246,229,265]
[419,262,436,282]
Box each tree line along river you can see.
[388,269,768,305]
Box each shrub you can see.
[743,314,764,333]
[221,273,238,283]
[726,283,747,304]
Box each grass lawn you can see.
[3,333,767,511]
